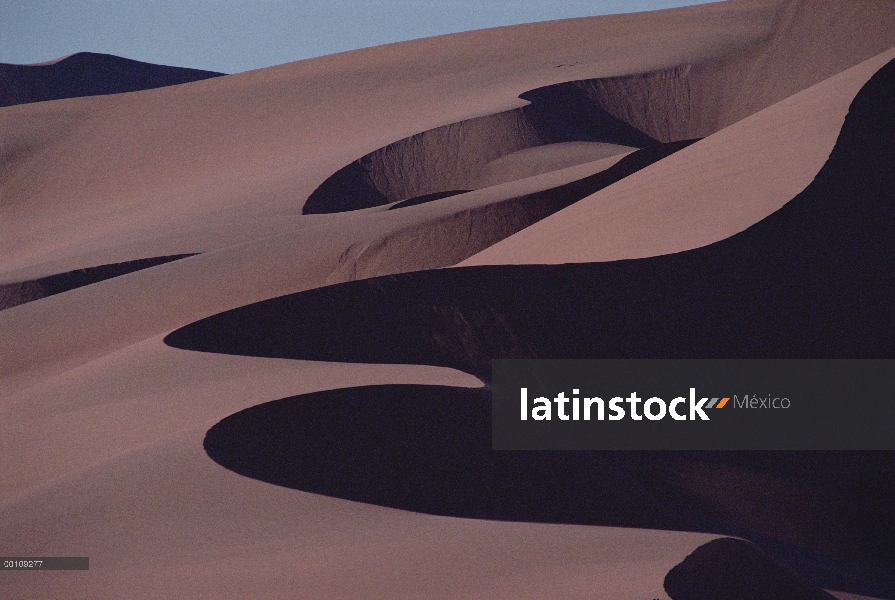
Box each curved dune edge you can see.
[0,334,480,502]
[0,254,194,311]
[460,45,895,266]
[667,541,892,600]
[0,141,680,396]
[0,52,223,108]
[0,412,721,599]
[475,141,637,188]
[664,538,837,600]
[162,52,895,596]
[0,146,672,514]
[6,1,895,272]
[304,0,895,217]
[197,384,893,595]
[300,80,655,214]
[4,3,895,599]
[1,0,774,272]
[5,35,883,394]
[1,38,887,394]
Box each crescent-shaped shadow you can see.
[204,384,894,597]
[169,57,895,597]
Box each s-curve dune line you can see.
[3,1,895,599]
[460,46,895,266]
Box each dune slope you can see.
[3,1,895,599]
[166,49,895,599]
[0,254,193,310]
[304,0,895,215]
[0,52,224,107]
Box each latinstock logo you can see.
[492,359,893,451]
[519,388,731,421]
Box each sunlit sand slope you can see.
[2,1,895,599]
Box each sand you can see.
[2,0,894,598]
[0,52,223,107]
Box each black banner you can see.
[1,557,89,570]
[492,359,895,450]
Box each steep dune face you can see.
[302,108,542,213]
[573,65,701,143]
[303,0,895,215]
[0,52,224,107]
[4,2,895,599]
[164,51,895,597]
[300,86,658,214]
[300,74,687,215]
[0,140,692,396]
[0,255,193,311]
[0,0,777,272]
[462,46,895,266]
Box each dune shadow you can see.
[172,56,895,598]
[302,75,663,214]
[518,82,658,147]
[168,56,895,376]
[388,190,472,210]
[205,384,894,597]
[664,538,839,600]
[205,384,692,528]
[0,254,195,310]
[0,52,223,107]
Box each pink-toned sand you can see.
[2,0,894,598]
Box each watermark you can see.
[1,557,89,570]
[492,359,895,450]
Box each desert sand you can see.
[1,0,894,598]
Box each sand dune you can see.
[3,0,887,273]
[164,44,895,596]
[0,0,807,273]
[306,0,895,217]
[462,46,895,266]
[475,142,635,188]
[2,1,895,598]
[1,420,719,599]
[0,140,693,397]
[0,254,192,310]
[0,52,223,107]
[167,51,895,375]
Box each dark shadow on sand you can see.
[205,384,894,597]
[302,78,660,214]
[0,52,223,107]
[664,538,838,600]
[518,82,658,147]
[0,254,195,310]
[172,56,895,598]
[168,56,895,376]
[388,190,472,210]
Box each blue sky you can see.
[1,0,719,73]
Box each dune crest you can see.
[461,46,895,266]
[165,52,895,596]
[0,52,223,107]
[0,0,782,271]
[475,142,635,188]
[3,2,895,598]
